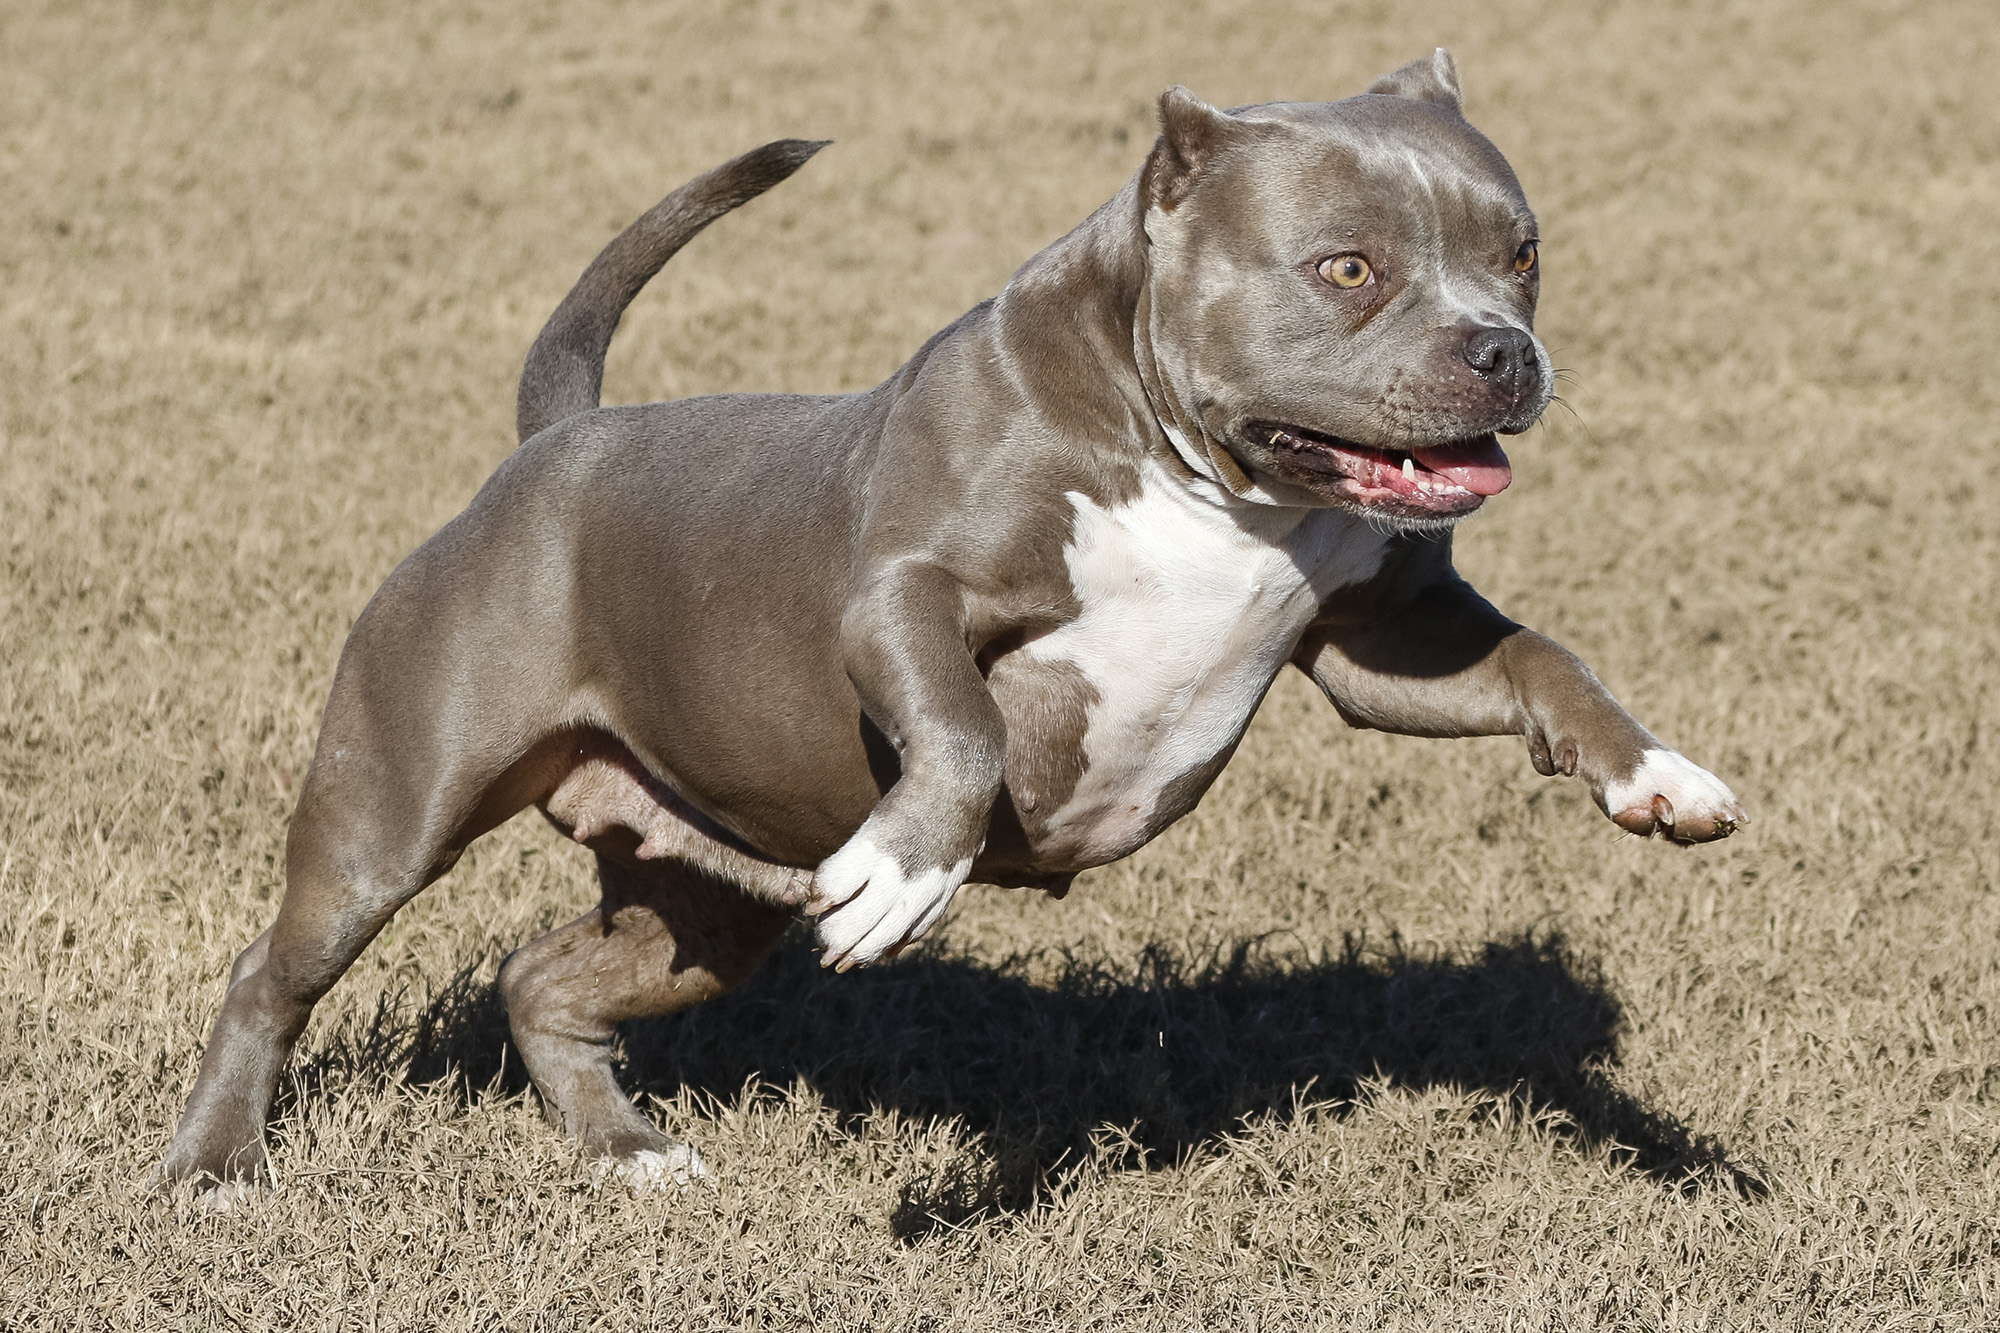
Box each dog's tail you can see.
[516,138,830,445]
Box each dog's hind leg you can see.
[159,754,549,1188]
[498,853,789,1187]
[158,622,570,1187]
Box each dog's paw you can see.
[1599,748,1746,844]
[595,1144,709,1193]
[197,1179,275,1214]
[808,827,974,971]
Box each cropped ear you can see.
[1367,48,1463,114]
[1141,87,1245,211]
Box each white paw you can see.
[809,827,974,971]
[597,1144,708,1193]
[198,1179,272,1214]
[1600,748,1746,843]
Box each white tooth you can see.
[1402,458,1416,482]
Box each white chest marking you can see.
[1026,466,1389,857]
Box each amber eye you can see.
[1318,254,1373,289]
[1513,241,1539,274]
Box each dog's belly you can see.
[995,472,1389,867]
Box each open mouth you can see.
[1249,421,1512,518]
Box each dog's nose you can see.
[1462,325,1539,400]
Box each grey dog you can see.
[161,50,1744,1190]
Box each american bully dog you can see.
[161,50,1744,1191]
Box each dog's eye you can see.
[1318,254,1373,289]
[1513,241,1539,274]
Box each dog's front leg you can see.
[808,562,1006,969]
[1296,577,1745,843]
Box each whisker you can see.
[1543,393,1598,446]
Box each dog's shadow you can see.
[341,927,1762,1235]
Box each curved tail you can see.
[516,138,830,445]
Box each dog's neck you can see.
[993,175,1148,355]
[972,179,1225,499]
[986,174,1312,513]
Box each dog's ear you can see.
[1142,87,1246,212]
[1367,48,1463,114]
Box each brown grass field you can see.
[4,0,1999,1326]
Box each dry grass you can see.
[4,0,1999,1327]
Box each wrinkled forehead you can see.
[1209,96,1534,246]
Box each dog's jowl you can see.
[161,50,1744,1190]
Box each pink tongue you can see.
[1412,436,1512,496]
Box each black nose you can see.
[1462,325,1539,400]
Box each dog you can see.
[160,50,1744,1191]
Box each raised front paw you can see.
[806,822,976,971]
[1598,748,1746,844]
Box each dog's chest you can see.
[1012,474,1387,863]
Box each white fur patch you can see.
[1601,748,1741,829]
[1028,465,1388,860]
[812,828,975,969]
[198,1179,271,1215]
[597,1144,708,1192]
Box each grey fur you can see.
[516,138,829,443]
[159,57,1743,1191]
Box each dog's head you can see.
[1135,51,1551,527]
